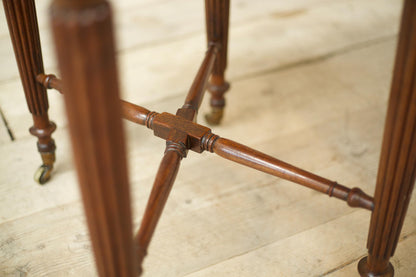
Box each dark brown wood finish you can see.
[204,0,230,125]
[4,0,414,275]
[37,74,63,92]
[135,144,185,275]
[210,137,375,211]
[178,43,218,121]
[50,0,137,276]
[35,72,376,212]
[134,42,217,272]
[359,0,416,276]
[2,0,56,184]
[120,100,152,126]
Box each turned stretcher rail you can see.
[135,145,184,275]
[120,100,151,126]
[178,43,218,121]
[38,42,217,125]
[209,137,375,210]
[37,73,153,126]
[36,73,374,211]
[134,46,217,273]
[30,0,413,275]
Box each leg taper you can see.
[204,0,230,125]
[359,0,416,275]
[50,0,137,276]
[2,0,56,184]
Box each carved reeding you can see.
[50,1,111,25]
[165,141,187,159]
[51,0,137,275]
[145,111,158,129]
[205,0,229,75]
[365,0,416,270]
[201,133,220,153]
[3,0,49,115]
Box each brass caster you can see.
[34,164,53,185]
[34,151,56,184]
[205,107,224,126]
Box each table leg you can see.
[204,0,230,125]
[358,0,416,275]
[2,0,56,184]
[50,1,137,276]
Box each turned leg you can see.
[50,1,137,276]
[358,0,416,276]
[204,0,230,125]
[136,143,185,275]
[2,0,56,184]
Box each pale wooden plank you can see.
[0,38,394,223]
[0,40,404,275]
[0,81,67,141]
[183,200,416,277]
[1,153,412,277]
[324,233,416,277]
[118,0,400,105]
[0,0,401,140]
[1,0,413,276]
[0,200,96,277]
[0,0,336,83]
[0,133,382,277]
[0,123,8,144]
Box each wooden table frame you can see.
[2,0,415,276]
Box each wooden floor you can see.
[1,0,415,276]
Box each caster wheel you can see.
[205,107,224,126]
[34,164,53,185]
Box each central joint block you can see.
[151,112,212,153]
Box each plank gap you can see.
[0,105,15,141]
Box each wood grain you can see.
[204,0,230,125]
[359,0,416,275]
[1,1,415,276]
[50,0,137,276]
[2,0,56,180]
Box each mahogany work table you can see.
[2,0,415,276]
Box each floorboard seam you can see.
[181,210,359,277]
[0,106,15,141]
[318,230,416,276]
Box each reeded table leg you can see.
[50,1,137,276]
[204,0,230,125]
[358,0,416,276]
[2,0,56,184]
